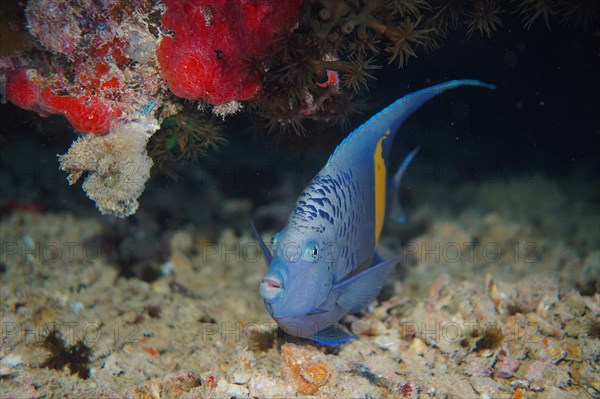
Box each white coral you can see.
[58,117,158,217]
[212,100,243,120]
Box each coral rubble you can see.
[0,173,598,397]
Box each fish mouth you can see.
[260,274,284,302]
[262,278,281,289]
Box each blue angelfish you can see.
[254,80,495,345]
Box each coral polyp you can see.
[466,1,503,38]
[515,0,556,29]
[381,17,432,67]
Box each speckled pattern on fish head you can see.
[255,80,496,345]
[262,167,366,317]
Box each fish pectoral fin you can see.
[334,255,400,313]
[311,325,355,346]
[251,221,273,264]
[306,306,328,316]
[390,147,419,224]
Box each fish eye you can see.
[304,242,319,262]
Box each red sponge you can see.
[41,88,122,134]
[157,0,301,105]
[4,67,122,134]
[5,68,43,111]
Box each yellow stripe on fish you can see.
[374,129,390,243]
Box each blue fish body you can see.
[255,80,495,345]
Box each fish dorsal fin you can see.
[325,80,494,245]
[328,80,496,166]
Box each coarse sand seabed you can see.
[1,174,598,398]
